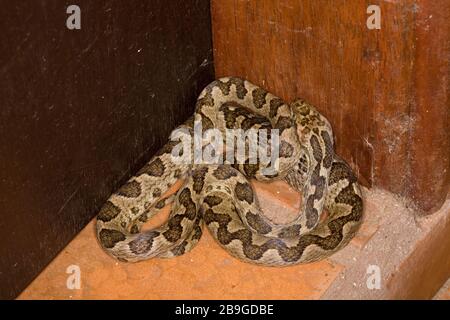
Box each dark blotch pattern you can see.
[117,180,142,198]
[195,90,214,110]
[162,216,185,242]
[174,169,182,178]
[310,135,323,162]
[242,163,259,178]
[229,78,248,99]
[219,102,270,131]
[279,141,294,158]
[155,199,166,209]
[310,166,326,199]
[171,241,188,256]
[329,161,357,185]
[278,224,302,238]
[321,131,334,169]
[213,165,238,180]
[275,116,294,134]
[241,117,271,131]
[177,188,197,220]
[269,98,285,118]
[211,78,248,99]
[304,197,319,229]
[191,217,203,241]
[214,79,231,95]
[99,229,126,249]
[235,182,254,204]
[97,201,121,222]
[241,116,271,133]
[252,88,267,108]
[198,112,215,131]
[152,188,162,198]
[138,212,148,223]
[162,188,198,243]
[192,166,208,194]
[246,211,272,234]
[304,165,325,228]
[219,102,250,128]
[130,225,139,234]
[204,195,223,207]
[138,158,165,177]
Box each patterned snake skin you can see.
[96,77,364,266]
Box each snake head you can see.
[291,99,314,116]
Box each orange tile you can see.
[434,279,450,300]
[17,181,342,300]
[252,180,301,224]
[18,220,342,299]
[19,180,449,300]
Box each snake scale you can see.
[96,77,363,266]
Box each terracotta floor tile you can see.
[433,278,450,300]
[17,219,342,300]
[18,182,450,300]
[18,180,342,300]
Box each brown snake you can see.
[95,77,364,266]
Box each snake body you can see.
[96,77,363,265]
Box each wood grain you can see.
[211,0,449,213]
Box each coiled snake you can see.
[96,77,363,266]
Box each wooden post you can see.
[211,0,449,213]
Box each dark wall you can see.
[0,0,214,299]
